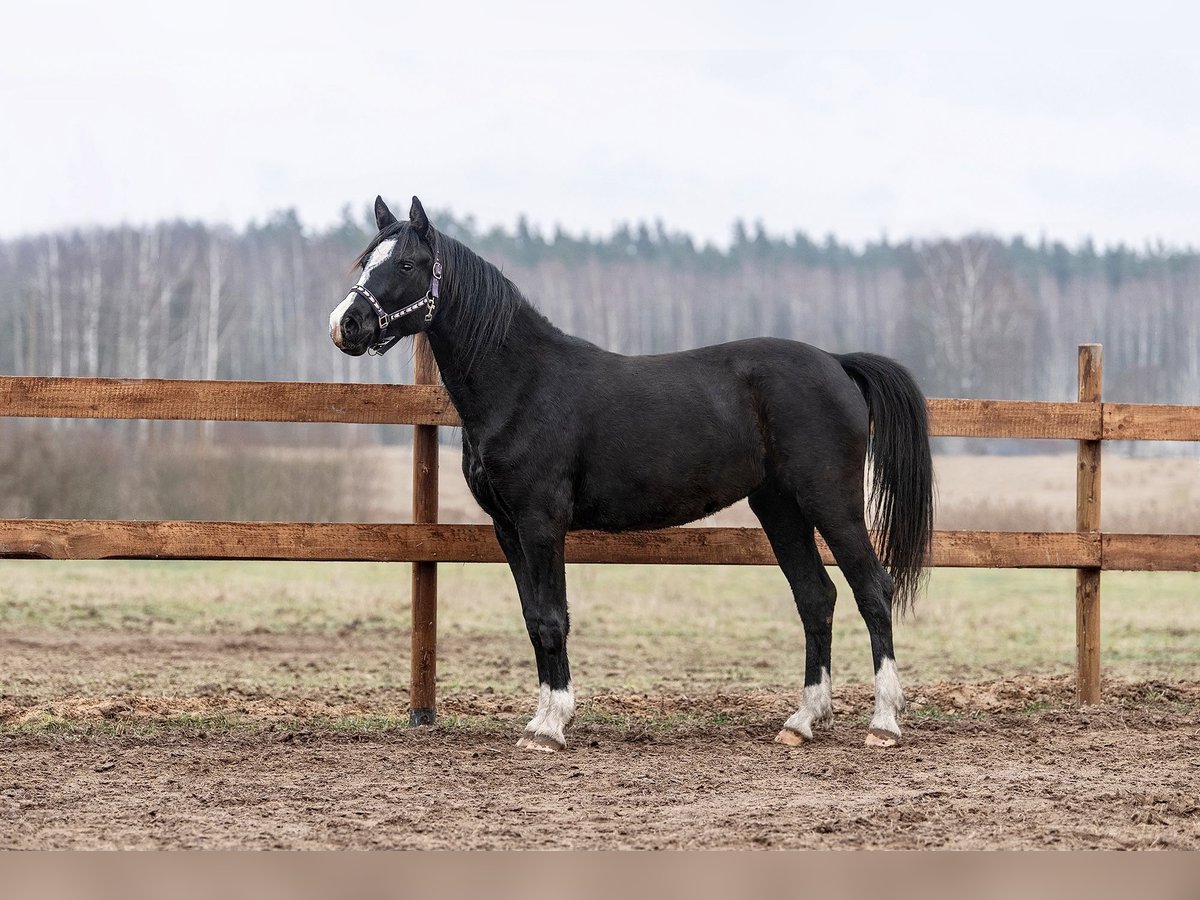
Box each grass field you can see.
[2,559,1197,728]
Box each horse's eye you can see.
[400,261,414,271]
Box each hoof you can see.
[516,732,564,752]
[774,728,809,747]
[864,728,899,748]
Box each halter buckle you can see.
[367,335,398,356]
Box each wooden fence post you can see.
[409,334,439,725]
[1076,344,1103,704]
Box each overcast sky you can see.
[2,1,1198,248]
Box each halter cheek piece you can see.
[354,235,443,356]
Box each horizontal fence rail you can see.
[2,343,1198,717]
[926,399,1102,439]
[0,377,457,426]
[2,375,1197,441]
[1102,403,1200,441]
[1,520,1196,572]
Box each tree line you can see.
[1,206,1196,445]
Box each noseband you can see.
[353,235,443,356]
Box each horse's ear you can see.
[374,195,397,231]
[410,196,432,239]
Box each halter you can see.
[355,234,443,356]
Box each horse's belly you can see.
[571,454,764,531]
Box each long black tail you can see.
[837,352,934,615]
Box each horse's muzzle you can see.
[330,294,372,355]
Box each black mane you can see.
[437,229,528,372]
[356,222,530,372]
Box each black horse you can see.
[331,196,933,751]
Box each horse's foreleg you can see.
[494,521,552,741]
[511,516,574,752]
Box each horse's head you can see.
[329,195,442,356]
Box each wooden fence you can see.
[2,342,1198,719]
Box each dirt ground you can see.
[3,661,1199,849]
[2,534,1199,849]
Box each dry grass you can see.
[4,423,1198,533]
[368,446,1200,534]
[931,452,1200,533]
[0,428,354,521]
[1,560,1197,707]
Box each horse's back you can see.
[606,337,869,445]
[564,337,869,531]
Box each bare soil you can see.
[3,538,1199,849]
[3,659,1199,849]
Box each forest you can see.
[2,206,1196,432]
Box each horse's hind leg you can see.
[816,511,905,748]
[749,482,837,745]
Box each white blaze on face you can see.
[782,667,832,740]
[328,293,355,345]
[870,656,904,738]
[328,238,398,346]
[359,238,397,287]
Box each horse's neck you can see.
[426,296,559,433]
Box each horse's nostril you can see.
[342,317,359,337]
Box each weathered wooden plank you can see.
[1103,403,1200,442]
[0,376,459,426]
[27,523,1187,570]
[927,398,1101,439]
[0,376,1131,441]
[0,520,443,562]
[0,520,1102,568]
[12,524,1194,572]
[409,335,440,725]
[1102,533,1200,572]
[1075,344,1103,705]
[925,531,1099,569]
